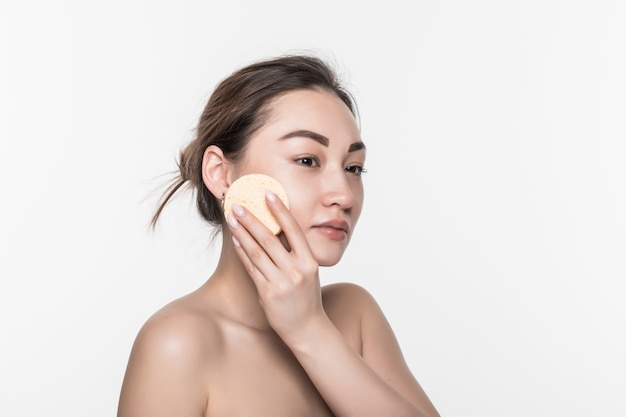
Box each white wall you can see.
[1,1,624,416]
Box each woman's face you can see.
[232,88,366,266]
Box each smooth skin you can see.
[117,89,440,417]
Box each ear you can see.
[201,145,232,200]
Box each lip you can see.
[313,219,350,241]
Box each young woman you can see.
[118,53,440,417]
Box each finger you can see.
[227,208,282,280]
[230,232,271,291]
[229,202,290,266]
[265,189,312,257]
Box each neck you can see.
[202,229,273,332]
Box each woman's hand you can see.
[226,189,327,342]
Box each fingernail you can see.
[265,189,276,203]
[227,214,238,228]
[232,235,241,248]
[232,203,244,217]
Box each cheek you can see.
[284,185,315,224]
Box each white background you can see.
[1,1,625,416]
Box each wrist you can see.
[280,313,338,355]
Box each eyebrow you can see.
[279,129,366,152]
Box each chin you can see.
[312,248,346,267]
[318,259,341,267]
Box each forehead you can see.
[256,88,361,144]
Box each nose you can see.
[321,168,355,209]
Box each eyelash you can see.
[346,165,367,176]
[295,156,319,168]
[295,157,367,176]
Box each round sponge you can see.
[224,174,290,235]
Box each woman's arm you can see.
[329,283,441,416]
[282,283,440,417]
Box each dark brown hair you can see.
[151,53,357,229]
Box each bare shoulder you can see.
[321,282,382,355]
[118,296,221,416]
[133,297,222,362]
[321,282,389,332]
[322,282,380,314]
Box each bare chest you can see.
[205,331,335,417]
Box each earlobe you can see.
[201,145,231,200]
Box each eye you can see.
[295,156,319,168]
[345,165,367,176]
